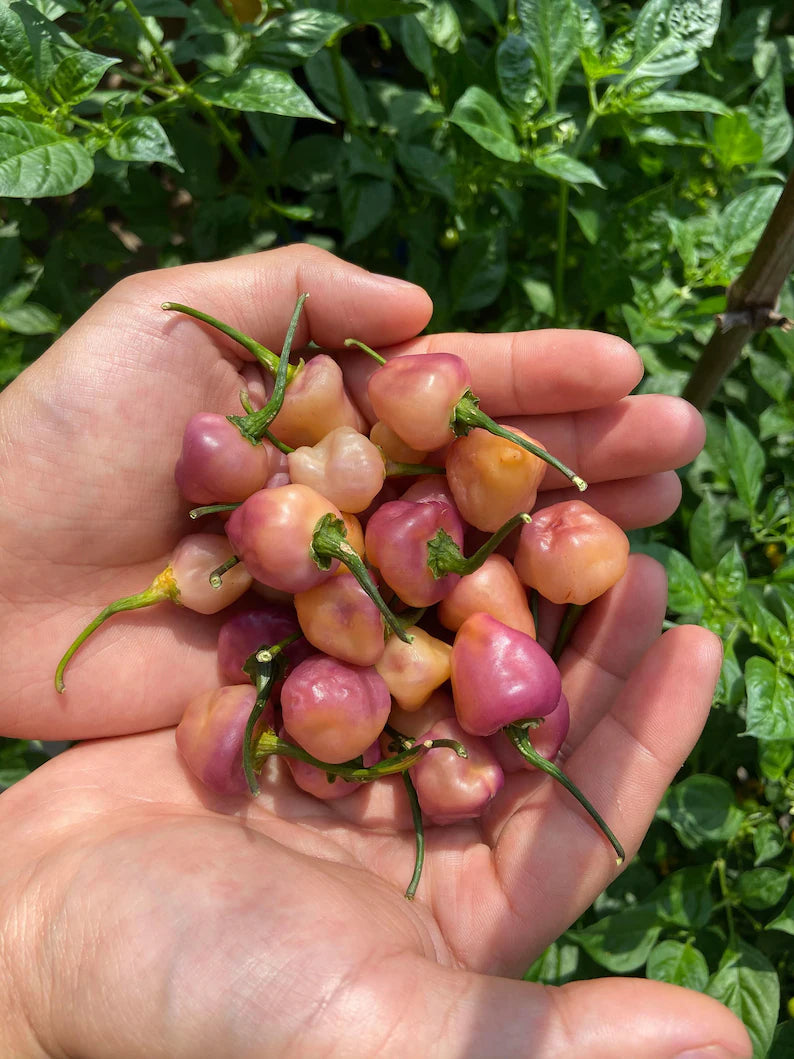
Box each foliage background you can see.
[1,0,793,1053]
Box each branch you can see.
[682,167,794,410]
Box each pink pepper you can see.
[411,716,504,825]
[176,684,268,797]
[366,351,586,490]
[287,426,386,513]
[489,692,570,773]
[294,572,386,667]
[280,655,391,764]
[175,412,275,504]
[364,499,464,607]
[450,612,561,736]
[216,605,309,685]
[283,730,381,800]
[55,533,252,692]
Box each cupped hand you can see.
[0,557,749,1058]
[0,246,701,740]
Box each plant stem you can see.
[402,771,425,900]
[683,168,794,410]
[554,179,570,325]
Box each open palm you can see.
[0,247,750,1057]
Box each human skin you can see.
[0,246,750,1057]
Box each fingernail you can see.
[370,272,419,288]
[674,1046,751,1059]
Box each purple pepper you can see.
[450,613,562,736]
[217,606,310,685]
[364,499,465,607]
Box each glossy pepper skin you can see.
[450,613,561,736]
[293,572,386,667]
[514,500,629,605]
[287,426,385,514]
[266,354,367,448]
[489,692,570,773]
[367,352,471,452]
[175,412,274,504]
[216,605,309,685]
[374,625,452,711]
[445,426,547,532]
[280,654,391,764]
[225,484,342,593]
[283,731,381,800]
[411,716,504,825]
[176,684,263,796]
[364,499,464,607]
[437,554,536,639]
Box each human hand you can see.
[0,246,751,1057]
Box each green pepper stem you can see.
[454,391,587,492]
[161,301,286,378]
[55,568,178,693]
[343,337,386,365]
[227,293,308,443]
[426,513,531,579]
[310,513,413,644]
[384,460,446,477]
[402,771,425,900]
[552,603,584,662]
[262,428,294,455]
[252,729,466,780]
[189,502,241,520]
[209,555,241,588]
[505,725,624,865]
[241,639,292,795]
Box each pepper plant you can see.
[1,0,793,1054]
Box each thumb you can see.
[382,960,752,1059]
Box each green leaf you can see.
[714,542,747,599]
[657,775,743,851]
[0,0,77,93]
[496,34,542,115]
[749,59,794,165]
[534,152,604,188]
[569,204,600,244]
[646,866,714,930]
[523,939,580,984]
[688,493,728,570]
[744,657,794,741]
[712,112,764,170]
[107,116,183,170]
[628,0,721,80]
[400,16,434,79]
[633,542,708,617]
[252,10,350,67]
[705,941,779,1059]
[725,411,765,512]
[767,895,794,936]
[571,906,662,973]
[0,117,92,197]
[415,1,461,53]
[339,177,393,246]
[758,741,793,783]
[737,868,789,911]
[753,819,786,866]
[283,135,343,192]
[52,49,118,104]
[749,350,791,403]
[449,229,508,313]
[627,91,732,116]
[304,48,368,124]
[0,301,58,334]
[396,142,455,201]
[449,86,520,162]
[198,67,333,123]
[720,186,781,255]
[0,767,32,787]
[646,940,709,991]
[517,0,578,109]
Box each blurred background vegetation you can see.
[0,0,793,1053]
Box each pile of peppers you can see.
[54,293,631,898]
